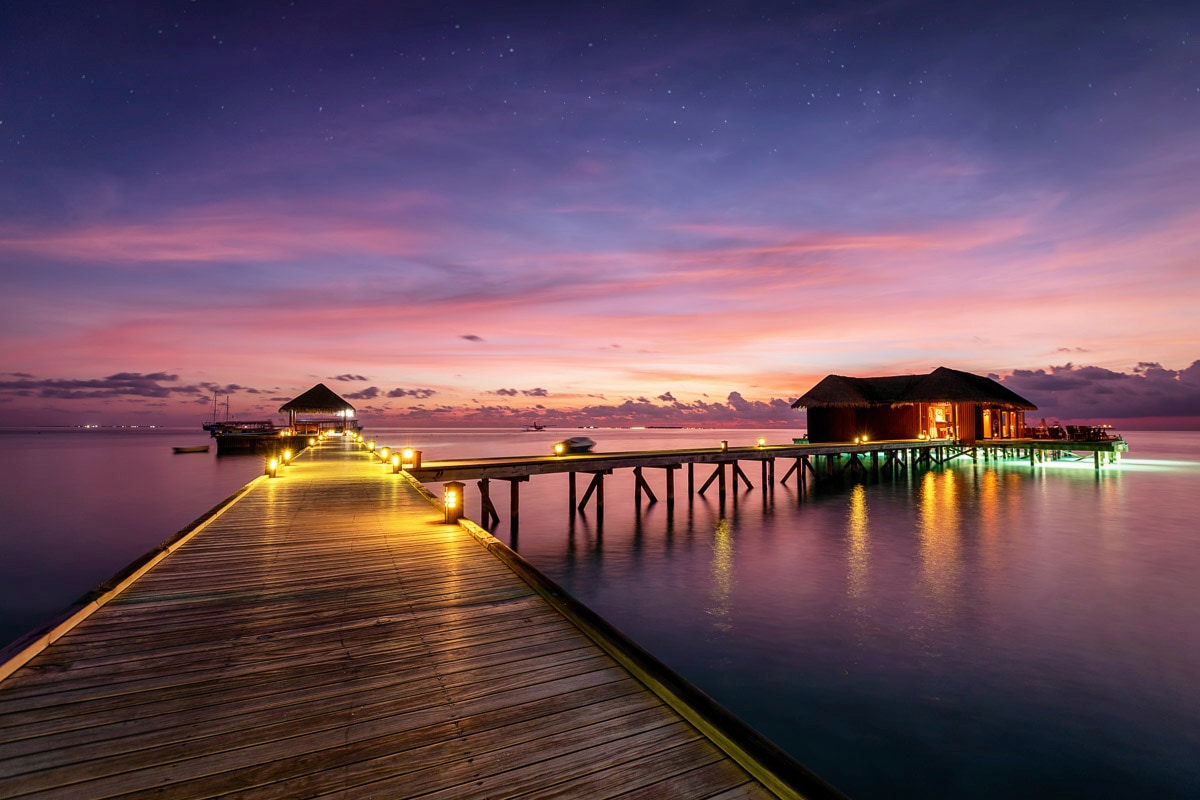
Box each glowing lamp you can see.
[861,435,869,444]
[720,440,728,452]
[443,481,465,523]
[379,447,390,461]
[282,449,292,465]
[266,457,279,478]
[308,437,316,446]
[368,440,376,452]
[757,437,766,447]
[391,453,401,473]
[554,442,565,455]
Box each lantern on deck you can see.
[443,481,465,523]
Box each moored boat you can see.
[172,445,210,454]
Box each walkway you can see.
[0,440,823,799]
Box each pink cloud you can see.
[0,195,437,264]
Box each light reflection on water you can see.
[2,427,1198,799]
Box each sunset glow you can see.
[2,2,1197,428]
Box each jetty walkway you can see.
[0,439,839,799]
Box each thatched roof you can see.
[278,383,356,415]
[897,367,1037,409]
[790,373,923,408]
[792,367,1036,410]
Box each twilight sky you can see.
[2,0,1198,428]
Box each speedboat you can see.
[553,436,595,455]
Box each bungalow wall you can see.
[806,406,921,442]
[805,408,856,443]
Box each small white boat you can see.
[173,445,210,454]
[553,437,595,455]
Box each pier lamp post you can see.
[443,482,465,523]
[266,457,279,478]
[391,454,401,473]
[379,446,390,463]
[282,449,292,466]
[720,440,728,452]
[308,437,316,446]
[554,442,566,456]
[757,437,767,447]
[401,448,421,469]
[368,440,376,453]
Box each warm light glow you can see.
[757,437,766,447]
[391,454,400,466]
[368,440,375,451]
[720,440,728,452]
[308,437,316,445]
[554,442,565,455]
[379,446,389,460]
[268,458,278,471]
[402,447,414,460]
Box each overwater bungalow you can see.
[279,383,361,435]
[793,366,1037,445]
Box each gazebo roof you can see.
[278,383,356,415]
[792,367,1035,410]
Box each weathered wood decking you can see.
[0,440,831,799]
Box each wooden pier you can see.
[403,436,1128,533]
[0,438,841,799]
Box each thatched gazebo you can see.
[279,383,358,434]
[793,366,1036,444]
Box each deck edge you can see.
[398,470,848,800]
[0,471,271,684]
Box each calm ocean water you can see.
[1,426,1197,799]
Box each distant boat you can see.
[523,423,546,431]
[553,436,595,455]
[173,445,210,454]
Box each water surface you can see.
[1,427,1196,799]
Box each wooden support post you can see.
[780,458,799,485]
[577,471,611,516]
[688,462,695,498]
[871,451,879,475]
[504,476,528,535]
[634,466,658,504]
[1094,450,1101,470]
[698,463,722,495]
[655,464,678,510]
[477,479,500,529]
[733,462,753,490]
[719,462,727,505]
[568,472,577,513]
[761,459,768,488]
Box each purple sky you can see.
[1,1,1198,428]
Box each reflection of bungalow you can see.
[792,366,1037,445]
[279,383,360,435]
